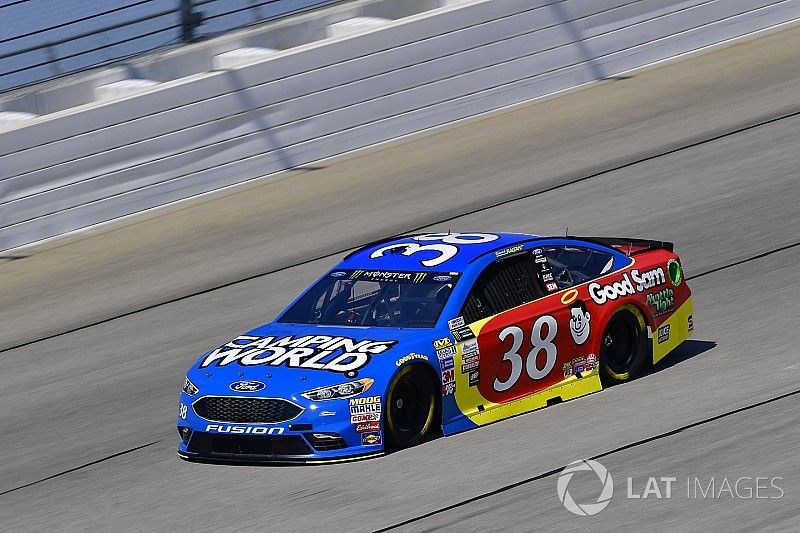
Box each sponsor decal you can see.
[178,403,187,420]
[439,357,454,371]
[448,316,466,330]
[496,245,524,258]
[319,411,336,417]
[205,424,285,435]
[589,268,667,305]
[668,259,683,286]
[351,413,380,423]
[452,326,475,342]
[468,370,480,387]
[442,382,456,395]
[571,356,586,376]
[362,433,382,446]
[350,395,381,406]
[442,368,455,383]
[330,271,347,278]
[229,380,266,393]
[462,338,479,355]
[434,337,453,350]
[657,324,671,344]
[534,255,547,264]
[200,335,397,374]
[461,354,480,373]
[631,267,666,291]
[355,421,381,433]
[561,288,579,305]
[349,270,427,283]
[647,288,675,316]
[350,396,381,423]
[563,362,573,378]
[569,301,591,345]
[344,270,430,283]
[395,353,429,366]
[433,275,453,282]
[436,345,457,359]
[586,354,597,370]
[589,275,635,304]
[543,272,554,282]
[546,282,559,292]
[688,314,694,332]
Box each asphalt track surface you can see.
[2,23,800,533]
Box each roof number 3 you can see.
[369,233,499,267]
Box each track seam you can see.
[686,240,800,280]
[2,107,799,356]
[0,441,159,497]
[372,388,800,532]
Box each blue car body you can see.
[177,232,638,463]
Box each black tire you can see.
[385,365,437,449]
[599,305,648,385]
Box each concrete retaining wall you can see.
[1,0,798,251]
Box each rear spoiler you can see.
[571,236,674,256]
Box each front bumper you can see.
[177,392,384,464]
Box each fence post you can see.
[179,0,204,42]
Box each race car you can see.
[177,232,692,463]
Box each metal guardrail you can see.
[0,0,340,93]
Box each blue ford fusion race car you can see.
[177,232,692,463]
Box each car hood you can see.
[187,323,431,397]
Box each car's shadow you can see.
[642,339,717,377]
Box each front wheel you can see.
[599,306,647,385]
[384,365,437,449]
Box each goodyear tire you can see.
[385,365,437,449]
[599,305,648,385]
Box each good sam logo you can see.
[588,267,666,305]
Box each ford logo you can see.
[230,380,266,392]
[432,275,452,282]
[330,271,347,277]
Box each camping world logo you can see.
[557,459,614,516]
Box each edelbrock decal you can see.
[200,335,396,373]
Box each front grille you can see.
[188,433,313,456]
[193,396,303,423]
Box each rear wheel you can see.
[385,365,437,449]
[599,306,647,385]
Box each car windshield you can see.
[278,269,460,328]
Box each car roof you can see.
[337,232,540,273]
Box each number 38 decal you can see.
[369,233,499,267]
[493,315,557,392]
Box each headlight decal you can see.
[300,378,374,401]
[182,377,199,396]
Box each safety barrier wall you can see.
[1,0,798,251]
